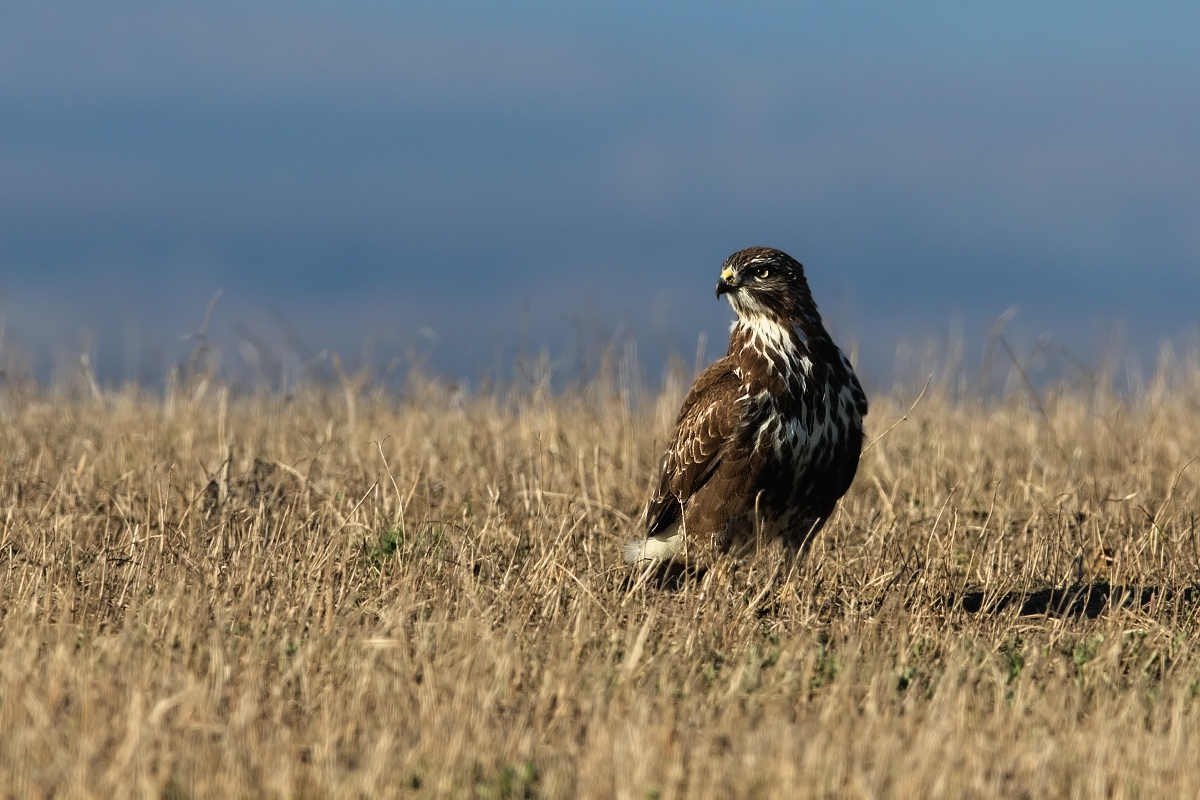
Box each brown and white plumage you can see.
[625,246,868,564]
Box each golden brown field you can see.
[2,351,1200,798]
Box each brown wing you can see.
[838,348,869,419]
[643,357,748,536]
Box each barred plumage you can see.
[625,246,868,564]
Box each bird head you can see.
[716,246,819,323]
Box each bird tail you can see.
[623,523,684,564]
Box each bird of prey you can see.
[625,246,868,564]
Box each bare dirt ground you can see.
[2,355,1199,798]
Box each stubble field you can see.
[2,351,1200,798]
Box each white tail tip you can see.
[623,527,684,564]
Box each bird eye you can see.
[755,267,770,279]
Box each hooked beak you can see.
[715,266,739,298]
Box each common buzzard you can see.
[625,246,868,563]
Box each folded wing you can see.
[642,359,748,536]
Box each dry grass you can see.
[2,351,1200,799]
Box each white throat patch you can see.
[734,315,813,379]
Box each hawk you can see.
[625,246,868,564]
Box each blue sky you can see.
[2,2,1198,387]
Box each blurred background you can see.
[2,1,1198,391]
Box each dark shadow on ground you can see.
[620,561,708,592]
[959,582,1200,619]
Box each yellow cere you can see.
[720,267,736,282]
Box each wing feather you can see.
[643,358,747,535]
[838,348,869,417]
